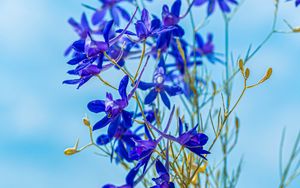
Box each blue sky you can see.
[0,0,299,187]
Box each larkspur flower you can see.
[65,13,92,56]
[125,107,175,187]
[191,33,221,64]
[87,75,133,138]
[91,0,133,26]
[151,160,175,188]
[63,64,105,89]
[194,0,238,16]
[97,124,142,162]
[175,119,210,159]
[138,59,182,109]
[167,38,203,75]
[156,0,185,50]
[148,118,210,160]
[67,8,137,66]
[116,8,176,42]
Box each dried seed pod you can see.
[245,68,250,80]
[64,148,78,156]
[83,117,90,127]
[239,59,245,75]
[258,68,273,84]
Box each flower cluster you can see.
[63,0,296,187]
[63,0,240,186]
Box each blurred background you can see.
[0,0,299,187]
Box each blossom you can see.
[87,75,132,137]
[151,160,175,188]
[116,8,175,42]
[67,8,137,66]
[156,0,185,49]
[191,33,221,64]
[63,64,101,89]
[175,119,210,159]
[97,124,142,162]
[91,0,133,26]
[194,0,238,16]
[65,13,92,56]
[138,59,182,109]
[125,107,175,187]
[148,118,210,160]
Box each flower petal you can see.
[144,89,158,104]
[116,6,131,21]
[108,116,120,138]
[122,110,133,128]
[164,85,182,96]
[93,116,111,131]
[92,9,107,25]
[96,134,111,145]
[138,81,155,90]
[87,100,106,113]
[103,20,114,43]
[171,0,182,17]
[160,91,171,109]
[119,75,129,100]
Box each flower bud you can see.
[64,148,78,156]
[293,27,300,33]
[245,68,250,80]
[83,117,90,127]
[238,59,245,75]
[258,68,273,84]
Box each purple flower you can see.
[65,13,92,56]
[87,75,132,137]
[138,59,182,109]
[63,64,102,89]
[194,0,238,16]
[125,107,175,187]
[97,125,142,162]
[156,0,185,49]
[148,118,210,160]
[91,0,133,26]
[167,38,203,75]
[67,8,137,67]
[151,160,175,188]
[191,33,221,64]
[116,8,175,41]
[176,119,210,159]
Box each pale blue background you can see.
[0,0,299,187]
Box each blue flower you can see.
[125,107,175,187]
[138,59,182,109]
[63,64,103,89]
[151,160,175,188]
[65,13,92,56]
[176,119,210,159]
[87,75,132,137]
[116,8,175,41]
[91,0,133,26]
[194,0,238,16]
[148,118,210,160]
[191,33,221,64]
[97,124,142,162]
[67,8,137,67]
[156,0,185,49]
